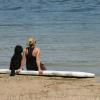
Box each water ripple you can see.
[0,7,22,11]
[69,7,95,12]
[0,0,99,12]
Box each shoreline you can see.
[0,74,99,100]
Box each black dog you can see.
[10,45,23,76]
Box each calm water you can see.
[0,0,100,75]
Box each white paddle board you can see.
[0,69,95,78]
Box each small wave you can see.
[0,22,67,27]
[48,0,67,3]
[0,6,22,11]
[69,7,95,12]
[7,6,22,10]
[0,24,24,26]
[44,60,89,66]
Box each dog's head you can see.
[14,45,23,54]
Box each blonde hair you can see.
[27,37,36,47]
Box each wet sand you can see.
[0,74,99,100]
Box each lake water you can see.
[0,0,100,75]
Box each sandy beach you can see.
[0,74,99,100]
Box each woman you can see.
[19,36,46,74]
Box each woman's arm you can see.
[36,48,43,74]
[17,48,26,72]
[20,48,26,69]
